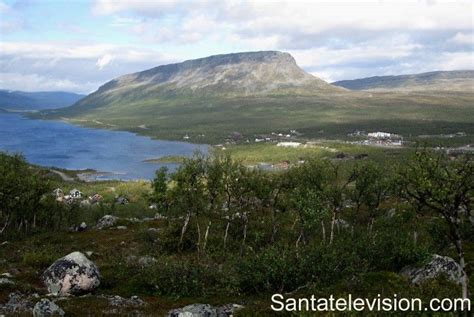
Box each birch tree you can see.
[402,151,473,299]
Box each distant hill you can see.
[0,90,85,111]
[332,70,474,91]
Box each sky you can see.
[0,0,473,94]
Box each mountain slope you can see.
[0,90,85,111]
[66,51,342,113]
[332,70,474,91]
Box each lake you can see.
[0,113,207,180]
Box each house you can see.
[52,188,64,198]
[64,196,75,205]
[277,142,301,148]
[116,197,129,205]
[368,132,392,139]
[89,193,103,204]
[69,189,82,199]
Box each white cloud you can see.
[437,52,474,71]
[96,54,114,70]
[0,41,179,64]
[450,32,474,46]
[93,0,185,16]
[292,38,422,69]
[0,41,183,93]
[0,72,100,93]
[93,0,473,33]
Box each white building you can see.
[368,132,392,138]
[277,142,301,148]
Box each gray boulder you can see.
[33,299,65,317]
[168,303,243,317]
[96,215,118,229]
[42,251,100,296]
[401,254,463,284]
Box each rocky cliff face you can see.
[71,51,340,111]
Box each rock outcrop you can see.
[96,215,118,229]
[401,254,463,284]
[42,251,100,296]
[33,299,65,317]
[0,292,36,315]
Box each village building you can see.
[277,142,301,148]
[52,188,64,198]
[89,193,103,204]
[69,189,83,199]
[368,131,392,138]
[116,197,129,205]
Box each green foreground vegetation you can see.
[1,148,473,315]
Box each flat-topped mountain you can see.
[69,51,341,112]
[102,51,335,94]
[332,70,474,91]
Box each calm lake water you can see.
[0,113,207,180]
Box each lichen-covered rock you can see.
[168,304,217,317]
[216,304,244,316]
[168,303,243,317]
[401,254,463,284]
[42,251,100,296]
[0,292,36,315]
[0,277,14,285]
[96,215,118,229]
[106,295,145,307]
[138,256,157,267]
[33,299,65,317]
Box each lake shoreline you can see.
[0,112,208,180]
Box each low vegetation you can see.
[1,150,473,315]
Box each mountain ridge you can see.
[332,70,474,91]
[96,51,337,95]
